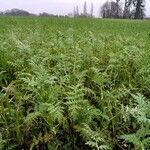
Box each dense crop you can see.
[0,16,150,150]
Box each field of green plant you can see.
[0,16,150,150]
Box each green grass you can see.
[0,16,150,150]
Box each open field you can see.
[0,17,150,150]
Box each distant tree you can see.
[90,3,94,17]
[39,12,59,17]
[30,13,37,17]
[0,11,3,15]
[39,12,51,17]
[4,8,31,16]
[83,1,87,16]
[76,5,79,17]
[101,1,123,18]
[116,0,121,18]
[134,0,145,19]
[74,7,76,17]
[73,6,79,17]
[58,15,68,18]
[123,0,132,18]
[123,0,145,19]
[73,3,92,18]
[68,12,74,18]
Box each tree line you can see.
[0,9,36,16]
[101,0,145,19]
[74,0,146,19]
[72,2,94,18]
[0,9,68,17]
[0,0,146,19]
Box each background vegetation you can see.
[0,17,150,149]
[0,0,146,19]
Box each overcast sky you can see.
[0,0,150,17]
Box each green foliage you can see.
[76,124,111,150]
[0,134,6,150]
[121,93,150,149]
[0,16,150,149]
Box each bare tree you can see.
[74,7,76,17]
[83,1,87,16]
[76,5,79,17]
[101,1,123,18]
[90,3,94,17]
